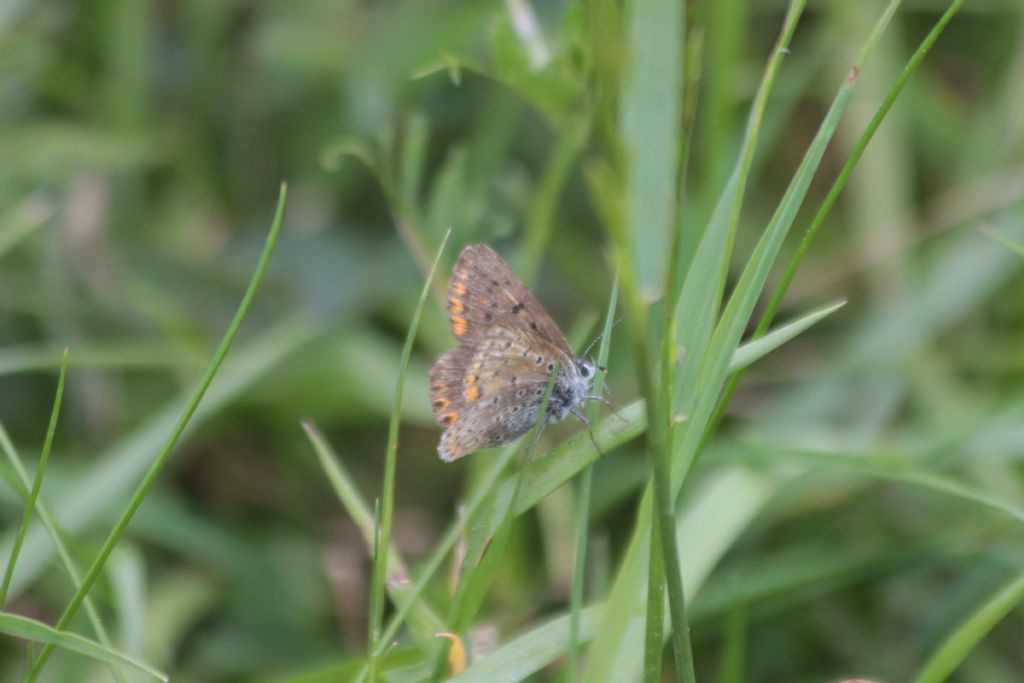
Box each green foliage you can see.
[1,1,1022,682]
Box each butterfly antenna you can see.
[580,314,627,358]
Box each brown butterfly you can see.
[429,244,599,462]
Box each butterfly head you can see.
[574,357,598,389]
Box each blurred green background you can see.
[1,0,1022,682]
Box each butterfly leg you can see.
[584,395,630,424]
[569,407,608,458]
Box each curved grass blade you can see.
[1,315,318,599]
[0,424,125,683]
[979,225,1024,258]
[671,0,903,492]
[910,572,1024,683]
[451,605,604,683]
[620,0,683,297]
[302,421,444,651]
[1,349,67,605]
[0,611,167,682]
[568,276,619,680]
[353,443,524,683]
[706,0,967,444]
[670,0,806,416]
[724,442,1024,524]
[367,229,450,682]
[27,182,290,682]
[0,341,192,375]
[728,300,846,371]
[453,467,780,683]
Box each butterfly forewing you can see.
[446,244,573,354]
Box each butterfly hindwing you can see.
[429,346,472,428]
[434,325,565,462]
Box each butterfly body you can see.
[429,244,597,462]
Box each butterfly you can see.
[429,244,599,462]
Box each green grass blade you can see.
[642,514,666,683]
[910,572,1024,683]
[979,225,1024,258]
[1,348,67,605]
[670,0,806,414]
[367,229,450,681]
[451,605,604,683]
[302,422,444,647]
[27,182,290,682]
[671,0,902,492]
[356,443,523,683]
[459,467,782,683]
[728,300,846,371]
[620,0,682,297]
[0,342,192,375]
[0,611,167,682]
[0,423,126,683]
[650,439,695,682]
[568,276,618,680]
[706,0,967,442]
[725,442,1024,524]
[762,0,965,331]
[1,316,318,599]
[584,488,652,683]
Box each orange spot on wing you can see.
[452,281,467,296]
[451,316,467,336]
[441,411,458,425]
[433,397,450,411]
[450,298,464,314]
[465,385,479,402]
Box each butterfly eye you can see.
[579,362,591,378]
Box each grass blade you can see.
[367,229,450,681]
[910,572,1024,683]
[567,276,619,680]
[27,182,290,681]
[451,605,604,683]
[354,443,523,683]
[642,514,666,683]
[979,225,1024,258]
[0,341,192,375]
[302,421,445,648]
[0,612,167,682]
[620,0,682,298]
[728,300,846,371]
[0,315,318,599]
[0,348,67,605]
[671,0,903,491]
[707,0,968,443]
[671,0,806,414]
[0,424,126,683]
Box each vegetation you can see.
[0,1,1021,682]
